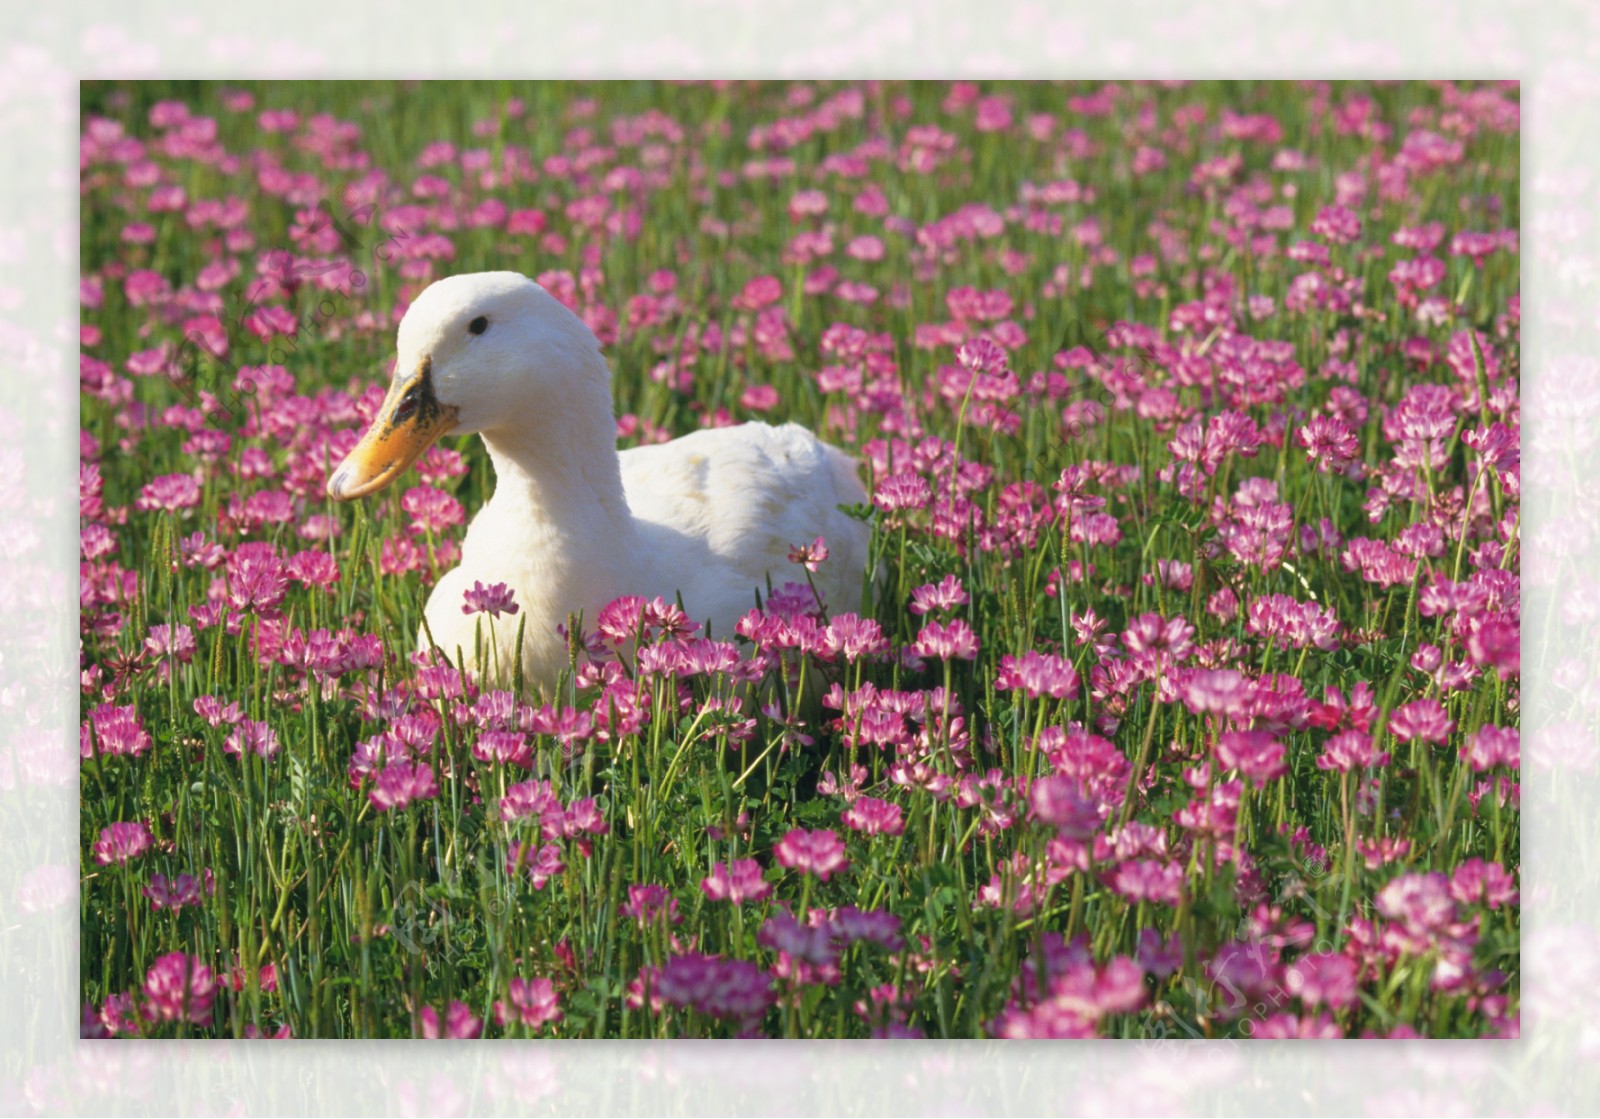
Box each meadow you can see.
[78,80,1520,1039]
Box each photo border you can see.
[4,3,1585,1113]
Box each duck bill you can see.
[326,360,458,501]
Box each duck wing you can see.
[618,421,872,626]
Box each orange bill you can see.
[326,356,459,501]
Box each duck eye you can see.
[393,386,419,422]
[468,316,488,336]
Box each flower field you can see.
[78,80,1520,1039]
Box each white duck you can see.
[327,271,871,694]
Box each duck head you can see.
[326,271,608,500]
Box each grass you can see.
[79,79,1520,1039]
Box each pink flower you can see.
[758,907,839,977]
[1376,872,1456,936]
[1251,1013,1344,1039]
[850,706,908,751]
[1297,415,1360,473]
[123,268,170,306]
[1464,616,1519,679]
[498,779,560,823]
[134,473,201,513]
[995,651,1079,700]
[95,993,143,1037]
[369,760,439,811]
[1310,204,1361,243]
[506,208,547,235]
[1122,612,1195,662]
[1028,776,1103,840]
[530,705,596,748]
[401,485,464,535]
[226,542,286,615]
[1393,222,1446,251]
[142,952,218,1025]
[285,551,341,590]
[906,577,967,620]
[469,689,533,732]
[911,618,980,661]
[1449,859,1518,908]
[494,977,562,1031]
[419,1000,484,1039]
[1136,930,1183,979]
[1105,859,1184,906]
[596,594,701,645]
[1215,730,1287,789]
[1461,724,1518,771]
[552,797,609,842]
[821,613,887,661]
[653,952,773,1024]
[93,822,153,865]
[379,536,425,576]
[144,872,211,911]
[956,336,1007,374]
[787,536,829,572]
[241,489,294,528]
[788,189,829,218]
[740,384,779,411]
[413,662,466,701]
[620,883,682,926]
[875,472,932,513]
[1387,698,1455,745]
[258,108,299,132]
[144,624,197,664]
[472,729,532,768]
[1316,730,1390,772]
[80,1000,111,1039]
[84,704,152,759]
[991,946,1146,1038]
[841,795,905,837]
[1283,952,1358,1009]
[462,580,519,617]
[1463,422,1519,472]
[193,695,244,727]
[1314,681,1378,733]
[1177,669,1250,717]
[774,827,849,881]
[224,719,281,761]
[830,906,904,950]
[733,275,783,311]
[1202,940,1280,1019]
[505,841,565,889]
[700,859,772,904]
[1246,595,1341,651]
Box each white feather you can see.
[376,272,870,694]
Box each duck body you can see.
[327,272,870,695]
[430,418,870,689]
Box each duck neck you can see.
[476,380,635,549]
